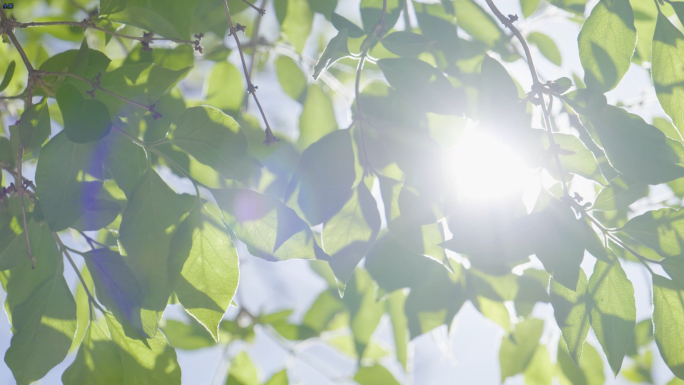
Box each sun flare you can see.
[446,127,535,202]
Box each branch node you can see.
[247,83,258,94]
[141,31,155,51]
[149,102,162,120]
[507,14,519,24]
[263,129,279,147]
[86,89,96,99]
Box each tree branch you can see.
[222,0,278,146]
[244,0,268,108]
[54,234,107,315]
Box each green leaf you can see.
[226,351,259,385]
[70,265,93,352]
[621,208,684,258]
[281,0,313,53]
[521,0,541,18]
[557,338,606,385]
[381,31,434,57]
[205,61,243,111]
[331,13,365,38]
[588,259,636,375]
[524,345,552,385]
[298,84,338,150]
[652,12,684,134]
[119,169,190,336]
[550,269,590,365]
[162,319,216,350]
[540,132,607,185]
[212,188,327,261]
[528,32,562,66]
[105,313,182,384]
[388,290,409,370]
[499,318,544,381]
[578,0,636,92]
[84,248,146,339]
[307,0,337,19]
[653,274,684,379]
[57,81,112,143]
[102,124,148,199]
[105,0,199,39]
[592,176,647,211]
[354,364,401,385]
[589,105,684,185]
[170,106,259,181]
[71,198,121,231]
[0,219,43,271]
[4,235,77,385]
[285,129,356,225]
[313,28,350,80]
[62,321,124,384]
[101,0,129,14]
[265,369,288,385]
[343,269,386,356]
[276,56,307,101]
[169,207,239,342]
[35,132,103,232]
[360,0,402,33]
[323,180,381,283]
[0,60,15,92]
[452,0,503,47]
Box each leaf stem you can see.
[222,0,278,146]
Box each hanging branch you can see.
[221,0,279,146]
[484,0,569,197]
[244,0,268,108]
[39,71,163,119]
[8,19,204,52]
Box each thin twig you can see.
[483,0,568,197]
[78,230,107,250]
[244,0,268,108]
[39,71,162,117]
[403,0,411,30]
[240,0,266,15]
[222,0,278,146]
[54,234,107,314]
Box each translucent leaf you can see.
[499,318,544,381]
[0,60,15,92]
[621,208,684,258]
[323,180,381,283]
[57,81,111,143]
[360,0,402,33]
[101,123,148,199]
[313,28,350,80]
[589,105,684,185]
[540,132,607,186]
[388,290,409,370]
[105,0,199,39]
[452,0,502,47]
[285,129,356,225]
[169,207,239,341]
[170,106,260,181]
[578,0,636,92]
[212,188,327,261]
[4,235,77,385]
[163,319,217,350]
[205,62,243,112]
[302,289,346,332]
[528,32,562,66]
[85,248,146,339]
[343,269,386,357]
[70,265,93,352]
[354,364,401,385]
[298,85,338,150]
[521,0,541,18]
[550,269,590,365]
[588,259,636,375]
[307,0,337,19]
[62,321,124,384]
[381,31,434,57]
[331,13,365,38]
[281,0,313,53]
[524,345,552,385]
[276,56,307,101]
[105,313,182,384]
[652,12,684,134]
[119,169,191,336]
[265,369,288,385]
[35,132,103,232]
[592,176,647,211]
[653,275,684,379]
[226,351,259,385]
[557,338,605,385]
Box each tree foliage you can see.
[0,0,683,383]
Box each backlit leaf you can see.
[550,269,590,365]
